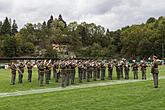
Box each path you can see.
[0,76,165,98]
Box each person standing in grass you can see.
[100,61,106,80]
[65,61,70,86]
[93,61,97,81]
[115,61,121,80]
[70,60,76,84]
[45,61,51,84]
[131,60,139,79]
[37,60,41,81]
[140,59,147,80]
[9,61,17,85]
[124,60,130,79]
[27,61,33,82]
[60,61,66,87]
[108,61,113,80]
[38,61,45,86]
[78,61,83,83]
[53,61,59,82]
[151,56,159,88]
[96,61,101,79]
[18,61,25,83]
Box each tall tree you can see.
[0,21,2,35]
[58,14,67,28]
[1,17,11,35]
[11,19,18,35]
[47,15,53,28]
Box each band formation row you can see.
[9,58,156,88]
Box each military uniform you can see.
[37,62,41,80]
[27,62,33,82]
[65,62,70,86]
[38,62,45,86]
[140,61,147,80]
[124,63,130,79]
[89,62,93,79]
[100,62,106,80]
[115,63,121,80]
[82,62,87,79]
[18,62,25,83]
[131,62,139,79]
[78,62,83,83]
[48,67,52,80]
[120,61,124,78]
[93,62,97,81]
[108,62,113,80]
[97,63,100,79]
[53,62,59,82]
[86,62,91,82]
[151,57,159,88]
[70,62,76,84]
[45,62,51,84]
[10,62,17,85]
[60,62,66,87]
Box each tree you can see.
[45,45,57,58]
[1,17,11,35]
[47,15,53,28]
[58,14,67,28]
[21,42,35,55]
[3,36,18,57]
[11,19,18,35]
[0,21,2,35]
[146,17,156,24]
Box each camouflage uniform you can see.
[120,62,124,78]
[86,63,91,82]
[132,62,139,79]
[93,62,97,81]
[124,63,130,79]
[18,62,25,83]
[89,62,93,79]
[38,62,45,86]
[97,63,101,79]
[140,61,147,80]
[100,62,106,80]
[70,62,76,84]
[82,62,87,79]
[60,62,66,87]
[53,62,59,82]
[78,62,83,83]
[151,57,159,88]
[10,62,17,85]
[37,62,41,80]
[48,67,52,80]
[65,62,70,86]
[108,62,113,80]
[45,62,51,84]
[27,62,33,82]
[115,63,121,80]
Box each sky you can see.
[0,0,165,31]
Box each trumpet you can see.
[14,64,23,75]
[47,60,52,66]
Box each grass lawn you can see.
[0,66,164,110]
[0,66,164,92]
[0,78,165,110]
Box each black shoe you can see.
[154,86,158,88]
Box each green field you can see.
[0,66,165,110]
[0,66,164,92]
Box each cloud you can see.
[0,0,165,31]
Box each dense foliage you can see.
[0,15,164,59]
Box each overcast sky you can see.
[0,0,165,30]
